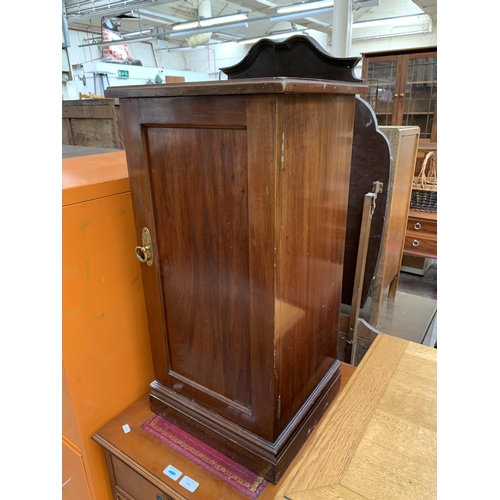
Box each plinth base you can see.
[149,363,342,484]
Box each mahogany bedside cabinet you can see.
[104,36,366,483]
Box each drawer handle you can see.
[412,239,420,247]
[414,222,421,230]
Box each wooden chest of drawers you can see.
[404,210,437,259]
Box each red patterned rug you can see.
[141,415,268,498]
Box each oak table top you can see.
[93,334,436,499]
[273,334,437,500]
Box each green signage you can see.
[118,70,129,78]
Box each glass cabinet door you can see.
[403,56,437,140]
[364,57,399,126]
[362,49,437,142]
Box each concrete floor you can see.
[398,261,437,301]
[338,259,438,364]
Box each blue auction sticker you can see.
[162,465,182,481]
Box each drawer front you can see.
[407,217,437,237]
[404,235,437,258]
[62,441,92,500]
[111,456,174,500]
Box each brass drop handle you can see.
[135,227,154,267]
[414,222,422,230]
[412,239,420,247]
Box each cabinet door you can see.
[120,94,278,439]
[402,53,437,140]
[363,50,437,141]
[363,55,401,126]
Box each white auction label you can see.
[122,424,131,433]
[179,476,199,492]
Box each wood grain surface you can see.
[275,335,437,500]
[114,82,358,481]
[92,362,355,500]
[93,336,436,499]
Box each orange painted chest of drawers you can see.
[62,149,154,500]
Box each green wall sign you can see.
[118,70,129,78]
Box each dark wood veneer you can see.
[220,35,362,83]
[341,97,391,307]
[107,76,364,483]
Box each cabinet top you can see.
[104,77,366,99]
[361,45,437,58]
[62,151,129,206]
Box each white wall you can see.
[63,19,437,98]
[351,20,437,58]
[63,28,190,99]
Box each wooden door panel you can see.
[146,126,251,408]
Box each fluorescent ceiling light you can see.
[133,8,186,23]
[122,29,153,37]
[352,15,426,29]
[237,31,306,45]
[170,22,249,38]
[255,0,278,6]
[270,7,333,22]
[78,35,154,48]
[277,0,334,14]
[172,13,249,31]
[130,12,173,24]
[65,0,177,20]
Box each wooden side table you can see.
[93,335,436,499]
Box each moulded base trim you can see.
[149,364,342,484]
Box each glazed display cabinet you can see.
[361,46,437,142]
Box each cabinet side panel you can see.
[145,126,252,408]
[380,128,419,287]
[246,95,280,440]
[276,94,354,433]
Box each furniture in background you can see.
[93,334,436,500]
[62,98,122,149]
[339,115,422,362]
[341,110,419,325]
[404,141,437,262]
[164,76,186,83]
[369,125,420,325]
[105,36,366,483]
[62,148,154,500]
[79,92,104,99]
[404,209,438,259]
[360,46,437,142]
[341,97,391,310]
[361,47,438,270]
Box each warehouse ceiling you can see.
[63,0,437,50]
